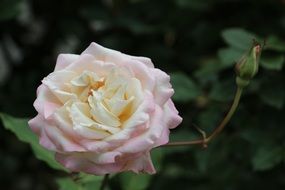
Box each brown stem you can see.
[164,86,243,147]
[100,174,109,190]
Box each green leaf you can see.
[83,181,103,190]
[209,79,235,102]
[57,174,104,190]
[170,72,200,102]
[252,145,284,171]
[194,58,222,80]
[0,113,66,171]
[77,173,104,190]
[198,105,222,131]
[260,55,284,70]
[77,173,103,184]
[120,173,151,190]
[0,113,37,142]
[56,178,81,190]
[218,47,244,66]
[266,36,285,52]
[221,28,257,50]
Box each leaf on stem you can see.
[0,113,66,171]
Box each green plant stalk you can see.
[165,86,243,147]
[100,174,109,190]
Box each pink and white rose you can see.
[28,42,182,175]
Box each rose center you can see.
[70,69,140,132]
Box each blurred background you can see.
[1,0,285,189]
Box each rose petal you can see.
[122,59,155,92]
[81,42,127,63]
[43,121,85,152]
[42,70,77,92]
[163,100,182,129]
[69,102,115,139]
[65,54,115,76]
[105,91,154,142]
[152,68,174,106]
[126,152,156,174]
[129,56,154,68]
[115,104,164,154]
[82,42,154,68]
[28,114,57,151]
[55,153,125,175]
[42,70,78,103]
[54,54,79,71]
[33,84,61,116]
[44,102,60,119]
[82,42,156,91]
[154,127,170,147]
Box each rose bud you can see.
[28,42,182,175]
[235,41,262,87]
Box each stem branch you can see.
[165,86,243,147]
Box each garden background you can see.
[0,0,285,189]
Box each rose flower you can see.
[29,42,182,175]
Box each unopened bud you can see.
[235,41,262,88]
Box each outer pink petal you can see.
[152,68,174,106]
[86,151,122,164]
[154,100,182,147]
[81,42,156,91]
[56,151,155,175]
[54,54,80,71]
[42,70,77,92]
[82,42,153,68]
[154,127,170,147]
[33,84,61,117]
[44,124,86,152]
[129,56,154,68]
[122,59,155,91]
[79,139,119,154]
[44,102,60,119]
[42,70,78,104]
[28,114,57,151]
[126,152,156,174]
[29,114,85,152]
[65,54,116,76]
[52,107,85,143]
[55,153,126,175]
[82,42,125,62]
[163,100,182,129]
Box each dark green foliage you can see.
[1,0,285,189]
[0,113,66,171]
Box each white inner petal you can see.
[50,67,145,140]
[69,102,120,138]
[89,96,121,127]
[104,96,134,116]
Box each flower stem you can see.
[100,174,109,190]
[165,86,243,147]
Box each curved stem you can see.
[100,174,109,190]
[206,86,243,142]
[165,86,243,147]
[164,138,206,147]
